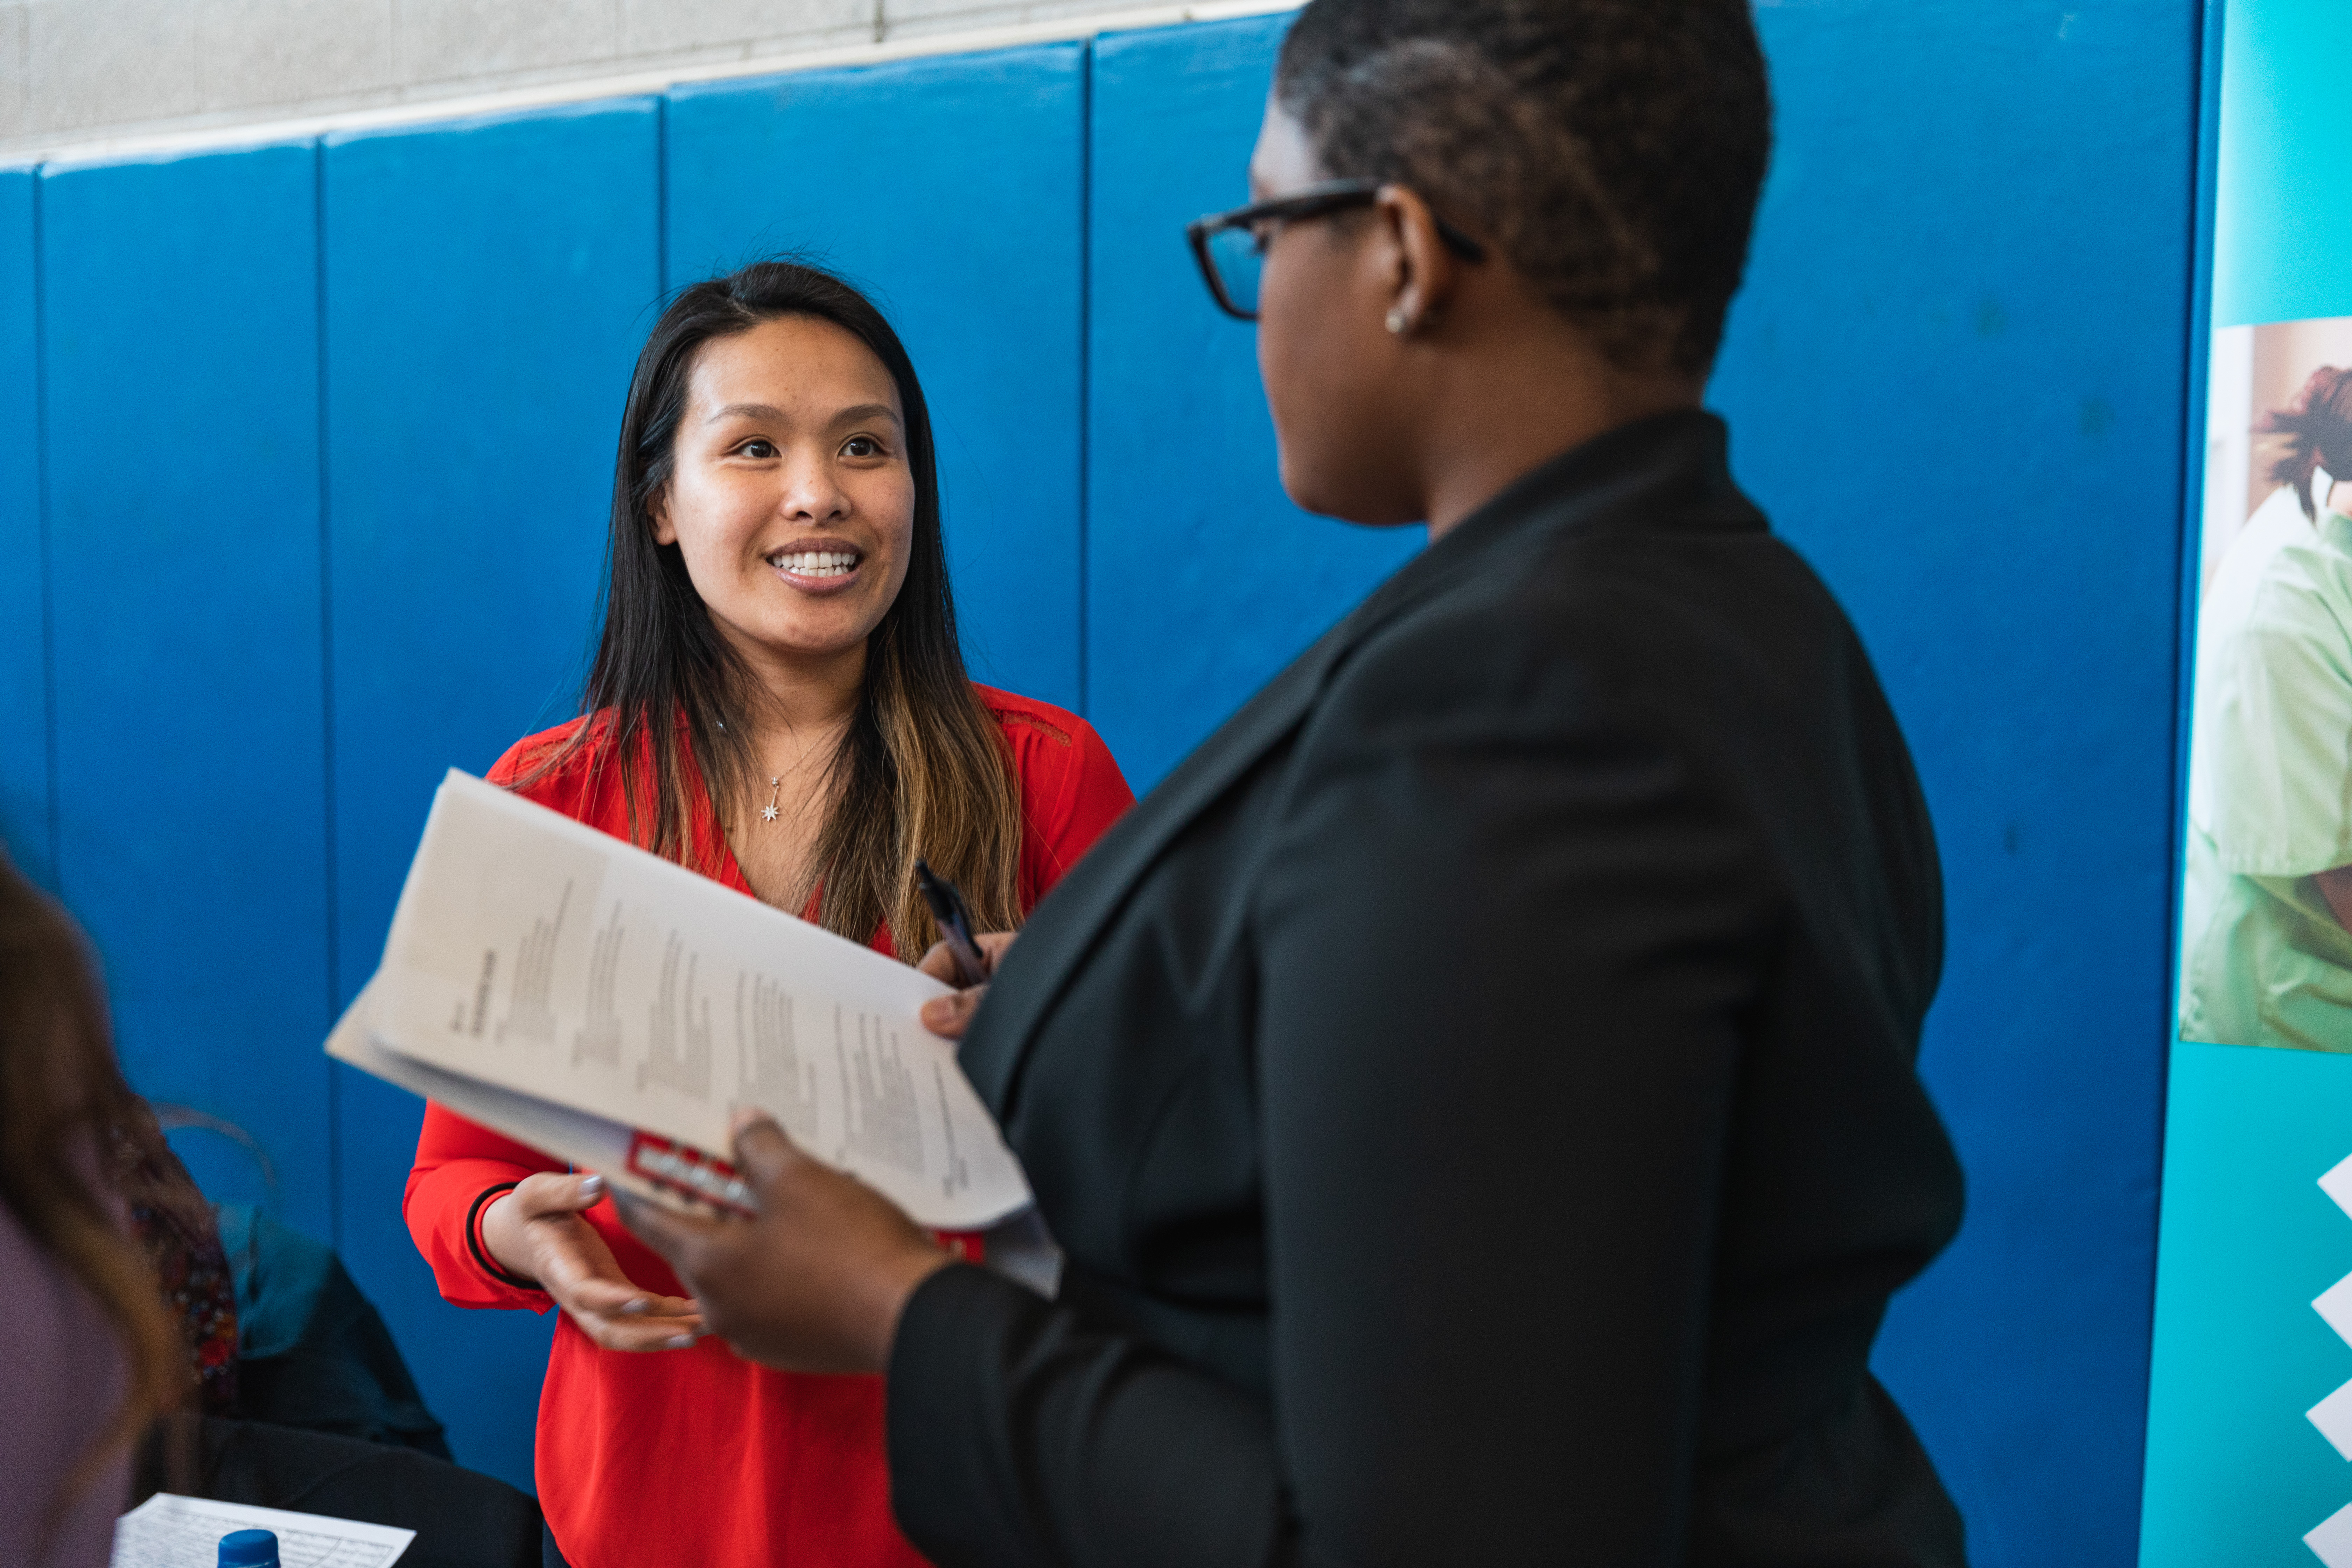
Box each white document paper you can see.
[328,989,1063,1295]
[112,1492,412,1567]
[349,769,1030,1230]
[328,979,641,1179]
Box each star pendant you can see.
[762,805,779,821]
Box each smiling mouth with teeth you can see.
[771,550,862,580]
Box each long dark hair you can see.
[0,854,185,1548]
[2259,365,2352,522]
[534,260,1023,957]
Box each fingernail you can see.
[618,1298,648,1316]
[579,1175,606,1199]
[667,1333,698,1349]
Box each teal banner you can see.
[2214,0,2352,330]
[2144,1045,2352,1563]
[2146,1,2352,1561]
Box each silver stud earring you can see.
[1385,306,1409,335]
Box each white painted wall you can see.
[0,0,1272,160]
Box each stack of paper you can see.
[328,770,1032,1232]
[113,1493,413,1566]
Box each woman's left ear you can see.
[1376,184,1455,340]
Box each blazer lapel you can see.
[962,608,1361,1111]
[965,411,1754,1114]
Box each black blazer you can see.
[888,412,1966,1568]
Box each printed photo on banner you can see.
[2178,316,2352,1051]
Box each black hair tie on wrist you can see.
[468,1180,544,1291]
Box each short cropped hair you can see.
[1275,0,1772,377]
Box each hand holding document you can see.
[329,770,1030,1230]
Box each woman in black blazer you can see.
[620,2,1968,1563]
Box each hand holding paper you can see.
[329,770,1031,1230]
[477,1171,706,1350]
[616,1106,955,1376]
[915,929,1021,1039]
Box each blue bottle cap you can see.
[218,1528,279,1566]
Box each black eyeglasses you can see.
[1184,178,1490,322]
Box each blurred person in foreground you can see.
[623,2,1968,1563]
[0,852,182,1567]
[0,850,541,1568]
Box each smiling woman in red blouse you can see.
[403,260,1132,1568]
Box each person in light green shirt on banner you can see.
[2180,364,2352,1051]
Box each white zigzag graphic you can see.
[2303,1154,2352,1566]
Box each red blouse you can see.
[405,687,1132,1568]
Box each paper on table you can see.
[113,1492,413,1566]
[353,769,1030,1230]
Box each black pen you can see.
[913,858,989,988]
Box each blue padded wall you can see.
[0,169,45,887]
[323,100,661,1491]
[1087,16,1419,789]
[1709,4,2196,1562]
[41,145,332,1233]
[666,46,1087,712]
